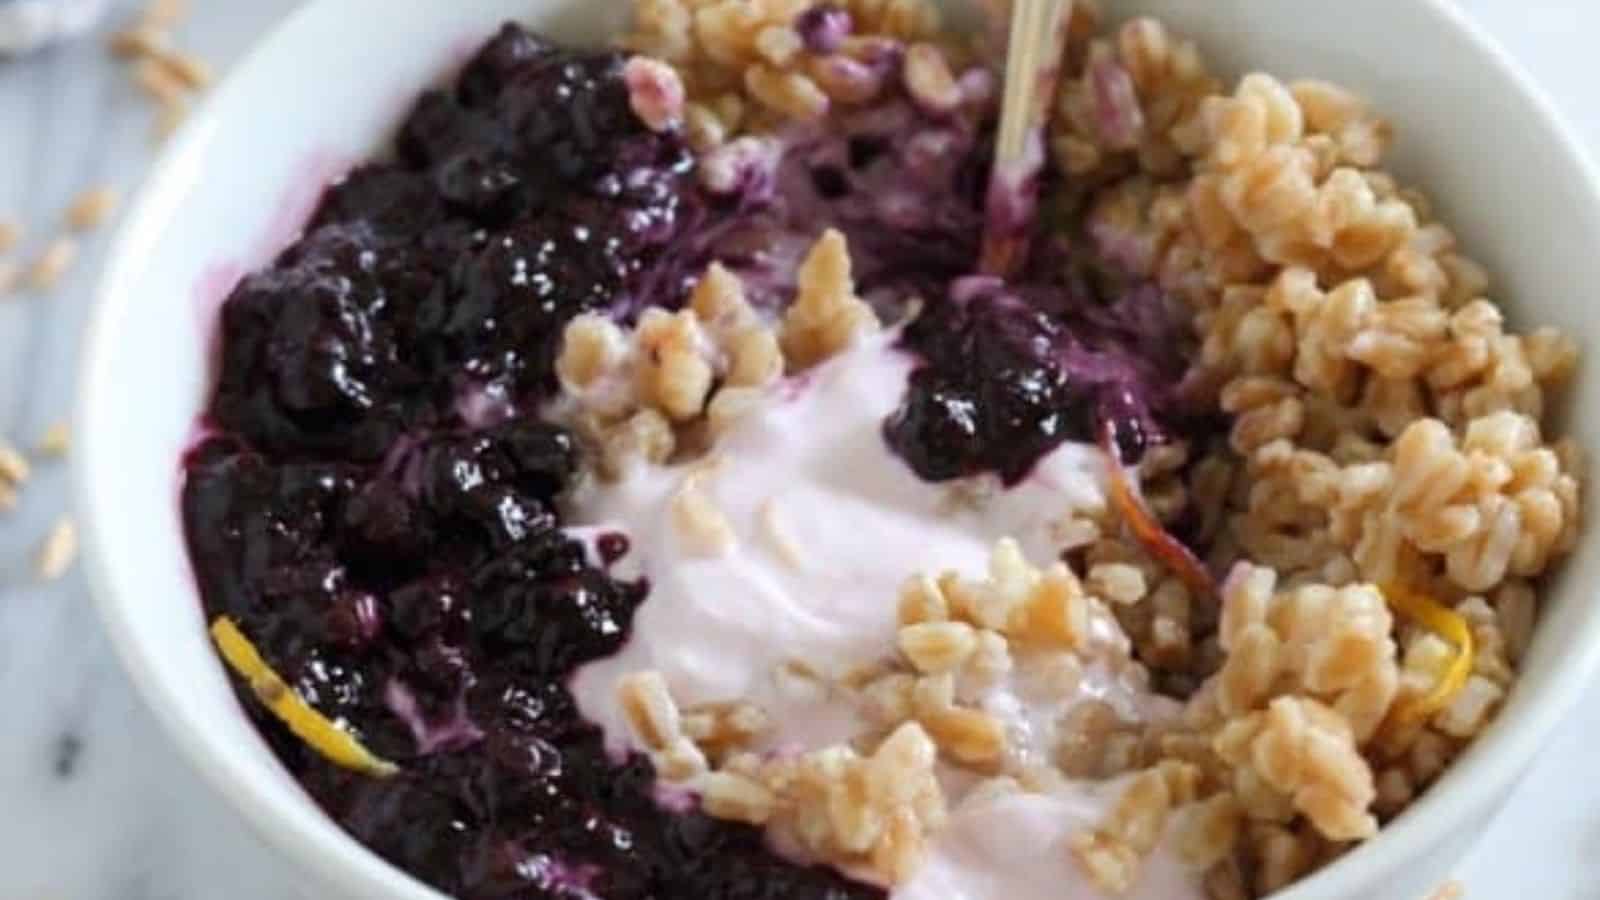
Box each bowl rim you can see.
[73,4,456,897]
[72,1,1600,898]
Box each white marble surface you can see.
[1,2,1598,898]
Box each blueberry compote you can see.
[884,274,1195,485]
[184,24,877,899]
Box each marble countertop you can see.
[2,1,1597,898]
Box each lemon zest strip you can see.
[210,616,399,778]
[1380,583,1476,725]
[1102,434,1216,600]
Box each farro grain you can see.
[701,770,778,824]
[36,518,78,581]
[617,670,682,750]
[109,24,165,59]
[1070,829,1141,893]
[1108,767,1175,853]
[898,621,978,674]
[151,48,212,90]
[142,0,187,28]
[705,386,763,437]
[670,472,737,556]
[1175,792,1244,867]
[1088,562,1148,606]
[133,57,187,105]
[65,186,120,231]
[0,441,30,484]
[27,237,78,291]
[920,705,1005,767]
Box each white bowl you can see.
[74,0,1600,898]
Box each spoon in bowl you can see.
[978,0,1074,277]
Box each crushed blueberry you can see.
[886,276,1197,484]
[186,25,880,900]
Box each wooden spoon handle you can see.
[979,0,1073,277]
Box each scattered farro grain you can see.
[0,218,20,253]
[1427,880,1465,900]
[65,186,120,231]
[35,518,79,582]
[108,24,165,59]
[152,48,212,90]
[0,440,32,484]
[27,237,78,291]
[133,57,187,105]
[0,482,15,512]
[34,422,71,459]
[142,0,187,29]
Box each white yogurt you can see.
[565,334,1204,899]
[568,334,1112,751]
[902,782,1200,900]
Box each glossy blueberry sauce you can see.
[182,21,1200,900]
[886,274,1195,485]
[185,25,880,899]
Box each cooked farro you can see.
[610,3,1581,891]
